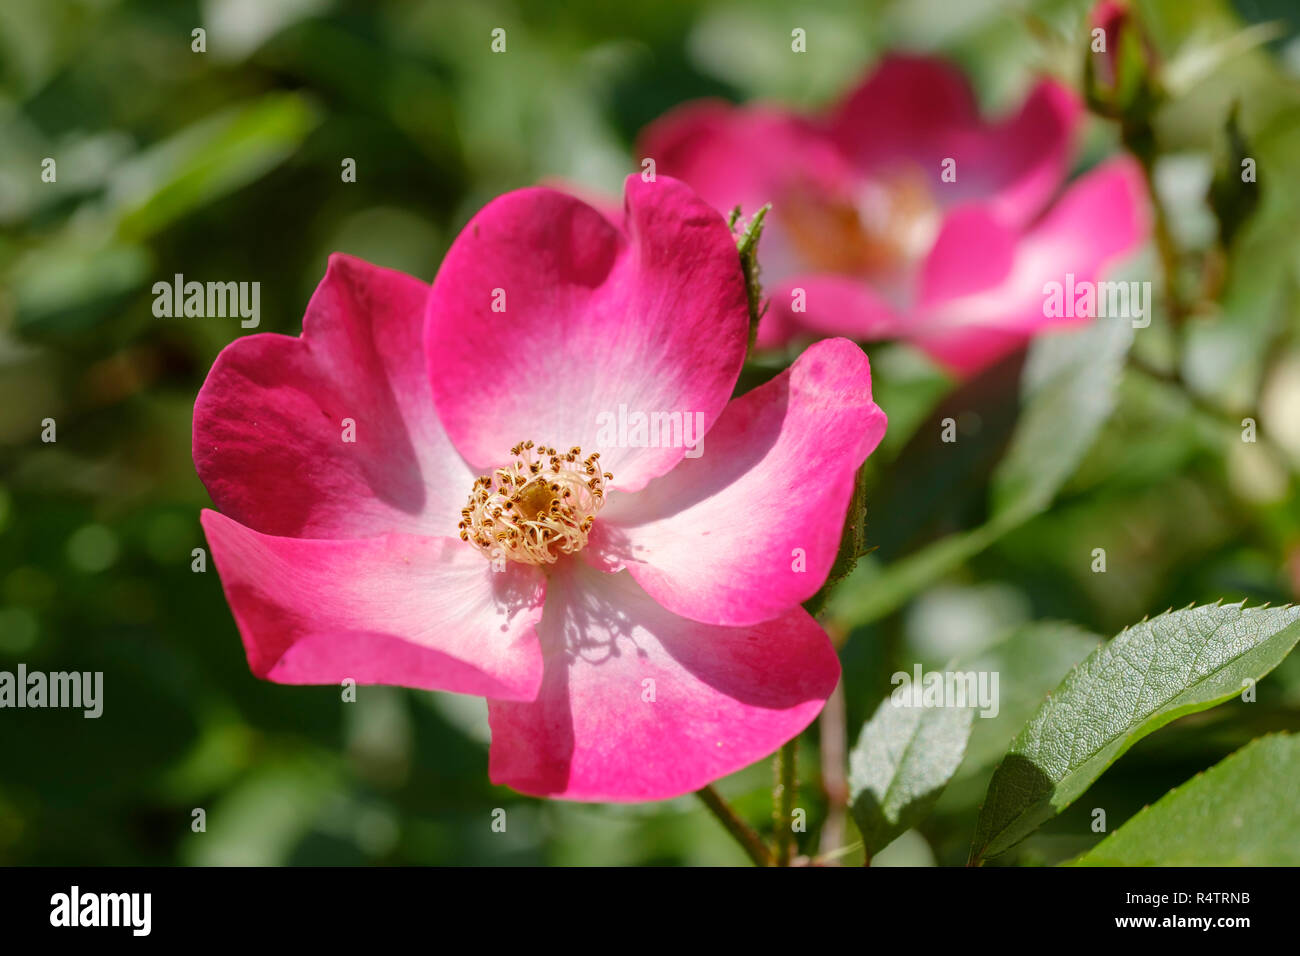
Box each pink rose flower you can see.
[194,176,887,801]
[639,55,1150,375]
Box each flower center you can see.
[459,441,611,566]
[782,165,940,283]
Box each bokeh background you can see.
[2,0,1300,866]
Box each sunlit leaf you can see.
[109,92,320,240]
[849,696,973,859]
[1072,733,1300,865]
[971,602,1300,862]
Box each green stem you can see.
[1128,356,1290,468]
[774,739,797,866]
[696,785,774,867]
[817,676,850,863]
[1139,156,1189,329]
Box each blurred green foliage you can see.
[1,0,1299,866]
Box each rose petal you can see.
[918,205,1018,308]
[830,57,1079,224]
[487,561,839,800]
[589,338,887,627]
[764,275,906,345]
[202,510,546,700]
[194,253,474,539]
[976,80,1081,226]
[425,176,750,492]
[537,176,625,225]
[830,55,980,171]
[911,157,1149,375]
[638,101,857,284]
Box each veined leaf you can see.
[971,602,1300,863]
[1072,733,1300,866]
[849,697,973,859]
[954,622,1102,778]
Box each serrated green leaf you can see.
[971,602,1300,863]
[849,697,973,859]
[1072,733,1300,866]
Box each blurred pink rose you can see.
[639,55,1150,375]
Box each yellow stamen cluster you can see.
[459,441,612,566]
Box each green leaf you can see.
[827,518,1012,629]
[830,317,1133,631]
[1162,21,1287,97]
[971,602,1300,863]
[849,697,973,859]
[991,315,1134,520]
[10,237,152,333]
[954,622,1102,778]
[1072,733,1300,866]
[109,92,320,240]
[1208,103,1261,249]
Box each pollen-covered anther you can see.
[459,441,610,566]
